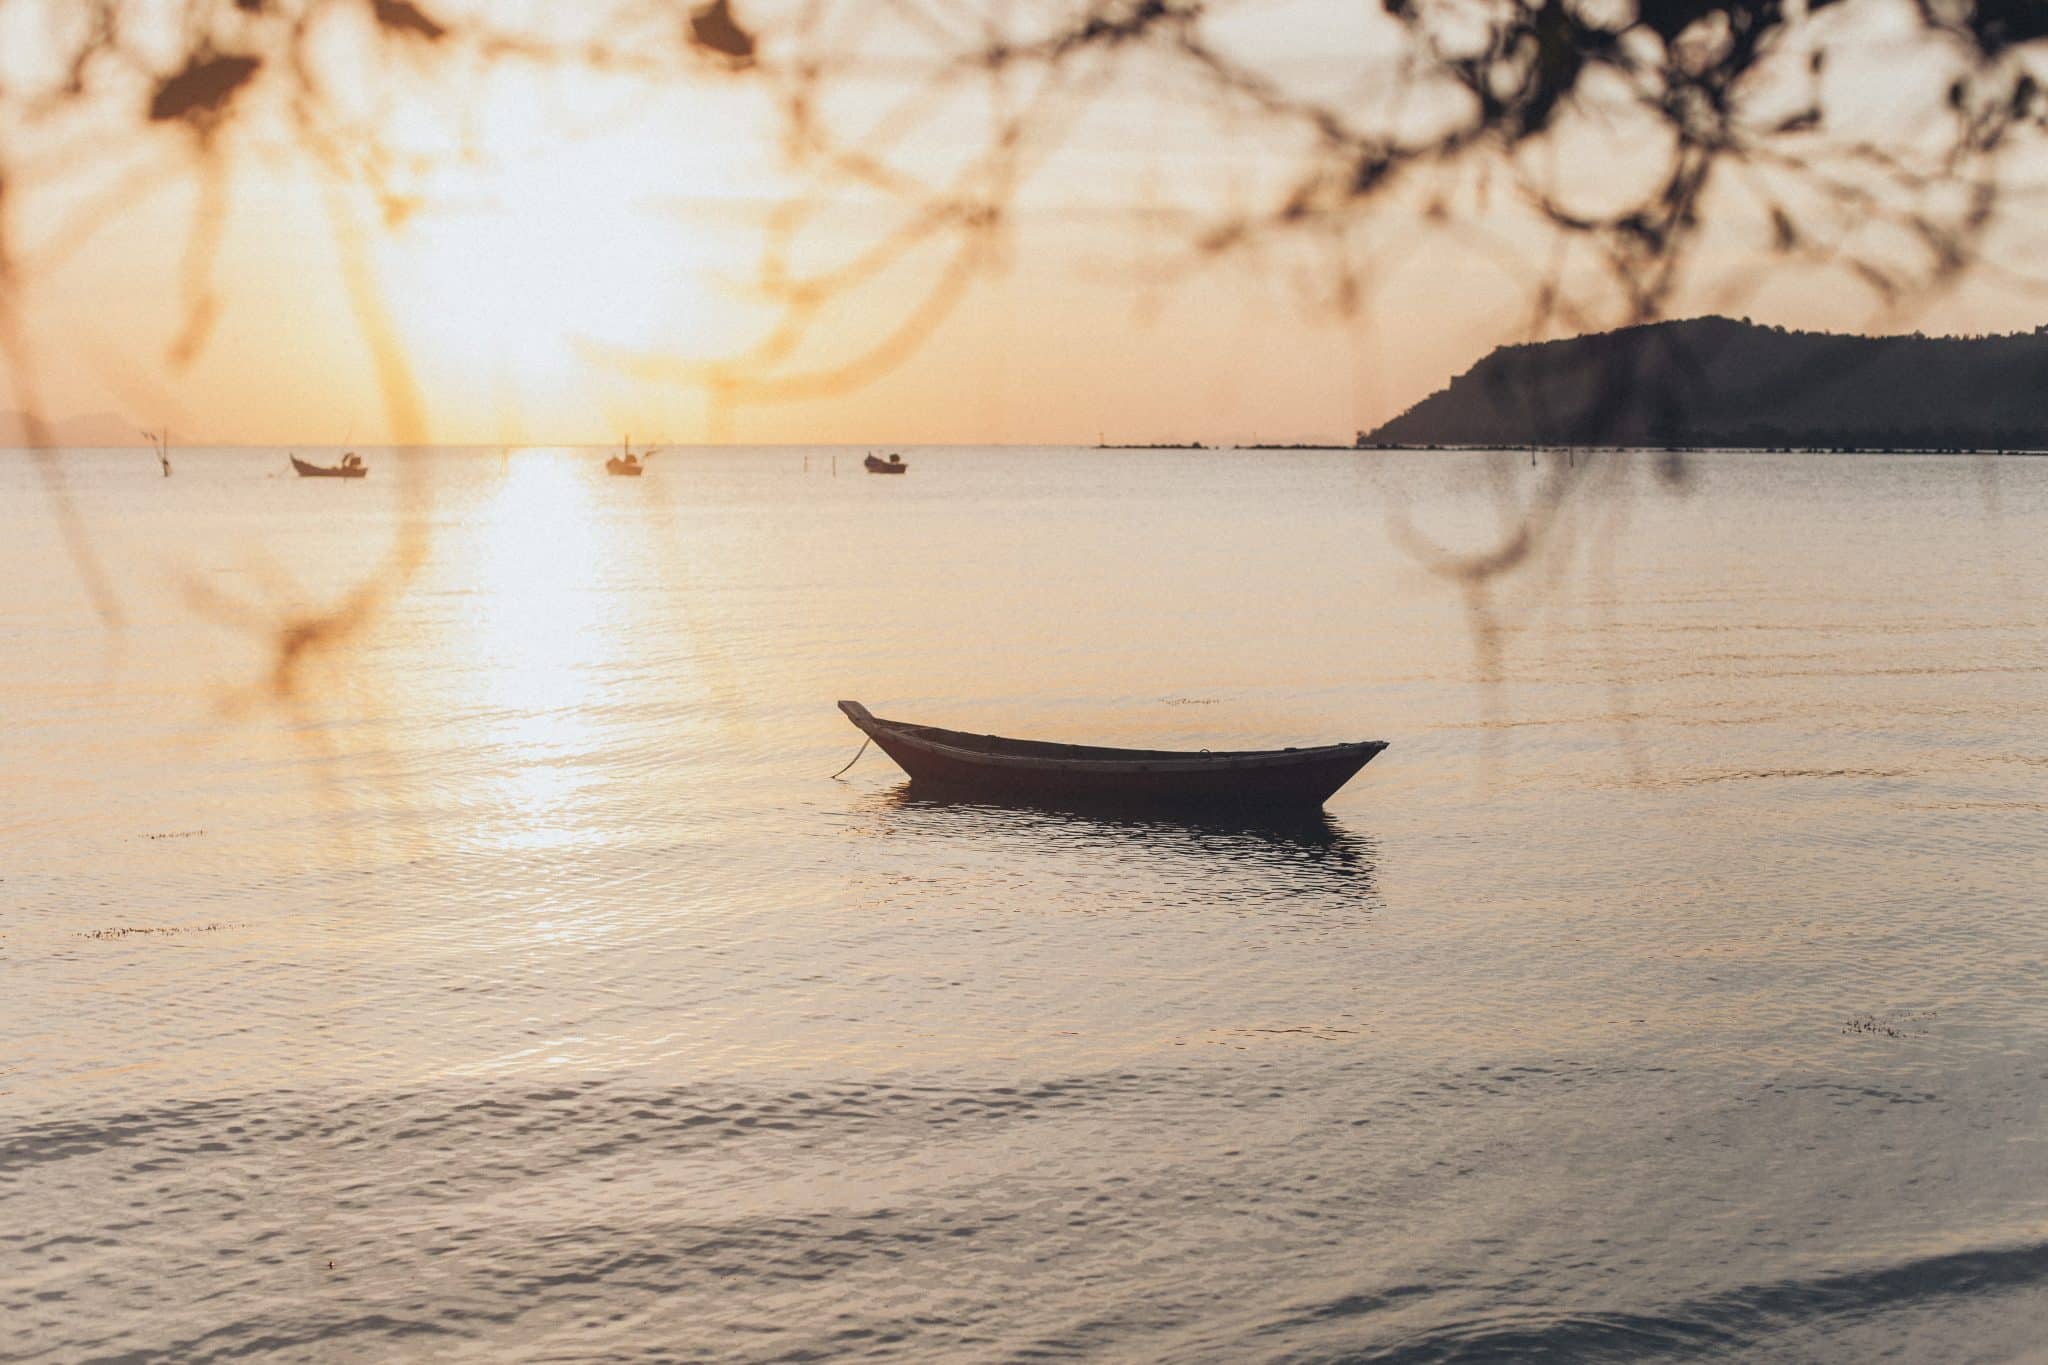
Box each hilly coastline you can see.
[1365,316,2048,451]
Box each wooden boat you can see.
[838,700,1386,809]
[864,453,907,474]
[290,453,367,478]
[607,436,652,475]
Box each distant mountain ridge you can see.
[0,410,142,447]
[1365,316,2048,451]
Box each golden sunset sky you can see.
[2,0,2043,445]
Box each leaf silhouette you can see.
[148,53,261,124]
[689,0,756,65]
[371,0,447,42]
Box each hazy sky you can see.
[3,0,2044,445]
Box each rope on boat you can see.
[830,736,872,779]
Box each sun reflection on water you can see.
[460,452,618,852]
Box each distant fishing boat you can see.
[837,701,1386,810]
[864,453,907,474]
[290,453,366,478]
[607,437,651,476]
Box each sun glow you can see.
[387,184,701,440]
[378,70,761,444]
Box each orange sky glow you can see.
[2,0,2044,446]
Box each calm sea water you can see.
[4,446,2046,1361]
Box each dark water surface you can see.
[4,447,2046,1361]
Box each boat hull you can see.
[864,456,907,474]
[290,455,366,478]
[605,459,644,475]
[839,701,1384,810]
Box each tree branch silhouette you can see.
[2,0,2043,699]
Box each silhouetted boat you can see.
[607,437,651,475]
[864,453,907,474]
[290,453,366,478]
[837,700,1386,809]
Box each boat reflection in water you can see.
[868,787,1380,900]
